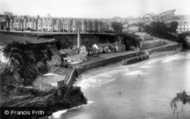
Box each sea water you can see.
[52,52,190,119]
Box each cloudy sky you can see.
[0,0,189,18]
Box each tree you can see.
[167,21,178,33]
[111,22,123,33]
[143,22,179,42]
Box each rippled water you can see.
[52,52,190,119]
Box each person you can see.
[138,74,140,78]
[119,91,122,95]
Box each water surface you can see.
[52,52,190,119]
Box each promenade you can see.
[74,50,138,67]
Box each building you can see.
[177,21,190,33]
[0,15,7,30]
[13,16,22,30]
[67,18,73,32]
[79,45,88,54]
[124,25,139,32]
[97,20,103,33]
[86,19,91,32]
[92,43,114,53]
[61,18,67,32]
[44,17,53,32]
[25,17,37,30]
[113,40,126,52]
[0,13,113,33]
[53,18,60,32]
[81,19,86,33]
[87,47,98,55]
[167,15,190,33]
[37,18,43,31]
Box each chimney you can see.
[77,27,81,48]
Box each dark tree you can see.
[167,21,179,33]
[143,22,179,42]
[111,22,123,33]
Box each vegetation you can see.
[178,32,190,49]
[0,41,87,118]
[144,21,179,42]
[1,42,54,95]
[111,21,123,33]
[167,21,179,33]
[43,34,117,49]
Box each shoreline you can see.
[50,42,182,119]
[63,41,180,88]
[64,43,181,81]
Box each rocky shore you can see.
[0,41,87,119]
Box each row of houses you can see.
[59,40,126,65]
[92,41,126,53]
[61,40,126,56]
[0,15,114,33]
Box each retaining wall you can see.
[76,51,140,74]
[148,43,180,54]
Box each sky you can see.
[0,0,190,18]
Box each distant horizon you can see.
[0,0,190,18]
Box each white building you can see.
[92,43,114,53]
[177,22,190,33]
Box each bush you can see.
[144,22,179,42]
[1,42,54,94]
